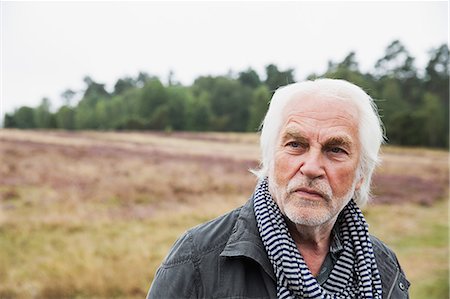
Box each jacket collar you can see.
[370,235,402,297]
[220,196,276,281]
[219,194,400,296]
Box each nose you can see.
[299,149,325,180]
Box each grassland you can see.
[0,129,448,299]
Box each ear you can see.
[355,176,364,191]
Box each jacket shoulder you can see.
[188,206,242,256]
[370,235,411,298]
[147,207,242,299]
[163,206,242,266]
[370,235,400,266]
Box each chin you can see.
[284,204,334,227]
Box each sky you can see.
[1,1,448,122]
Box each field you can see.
[0,129,448,299]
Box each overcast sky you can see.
[1,1,448,120]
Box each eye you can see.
[329,147,347,154]
[287,141,300,148]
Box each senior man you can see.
[147,79,410,298]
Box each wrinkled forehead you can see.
[281,91,360,125]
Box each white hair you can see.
[253,78,385,207]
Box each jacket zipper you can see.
[386,267,400,298]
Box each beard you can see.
[268,175,357,227]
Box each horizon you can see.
[1,1,448,123]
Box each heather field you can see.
[0,129,448,299]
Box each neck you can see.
[286,217,338,276]
[287,219,336,250]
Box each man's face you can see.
[269,94,363,227]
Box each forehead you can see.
[280,93,360,139]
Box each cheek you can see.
[273,153,299,184]
[328,164,359,195]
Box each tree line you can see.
[4,40,449,148]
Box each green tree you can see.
[95,100,110,129]
[81,76,110,107]
[55,106,75,130]
[378,78,410,145]
[12,106,36,128]
[375,40,422,107]
[75,104,98,129]
[265,64,295,92]
[424,44,449,147]
[375,40,416,80]
[165,85,190,130]
[61,89,76,106]
[149,105,171,130]
[425,44,449,98]
[414,93,447,147]
[6,40,447,149]
[238,68,261,88]
[186,91,212,131]
[192,76,251,131]
[136,71,152,87]
[322,52,376,94]
[247,85,270,131]
[327,52,359,73]
[4,113,16,128]
[113,77,136,96]
[34,98,55,128]
[139,78,169,127]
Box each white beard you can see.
[268,175,358,227]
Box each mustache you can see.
[286,177,332,201]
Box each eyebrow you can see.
[281,127,354,149]
[323,136,354,149]
[281,127,308,143]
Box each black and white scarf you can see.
[254,179,383,299]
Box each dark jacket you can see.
[147,198,410,299]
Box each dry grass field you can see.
[0,129,448,299]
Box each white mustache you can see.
[286,177,332,201]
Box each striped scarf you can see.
[254,179,383,299]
